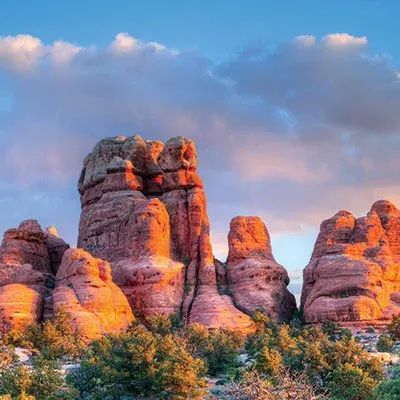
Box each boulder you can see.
[0,221,68,332]
[53,248,134,341]
[0,284,42,332]
[0,219,51,278]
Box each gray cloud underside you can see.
[0,32,399,269]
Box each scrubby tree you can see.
[0,356,77,400]
[373,379,400,399]
[377,334,394,353]
[67,324,207,399]
[5,308,84,360]
[182,323,245,376]
[388,314,400,340]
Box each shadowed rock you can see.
[227,216,296,322]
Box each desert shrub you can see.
[145,313,173,335]
[340,328,353,340]
[388,314,400,340]
[377,334,394,353]
[0,344,16,368]
[373,378,400,399]
[254,346,282,376]
[0,356,77,400]
[5,308,84,360]
[223,370,324,400]
[388,363,400,379]
[326,363,376,400]
[322,321,341,338]
[243,311,383,398]
[183,323,245,376]
[0,394,35,400]
[67,324,207,399]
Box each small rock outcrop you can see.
[301,200,400,324]
[0,220,68,331]
[53,248,135,340]
[226,217,296,322]
[0,220,52,282]
[45,226,70,274]
[77,135,255,331]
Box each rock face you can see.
[301,200,400,324]
[0,220,69,332]
[0,284,43,331]
[0,220,52,282]
[226,217,296,322]
[77,135,255,331]
[53,248,135,340]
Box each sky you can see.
[1,0,400,292]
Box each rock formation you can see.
[53,248,134,340]
[45,226,70,274]
[0,220,132,339]
[0,135,300,335]
[0,220,55,331]
[77,135,256,331]
[301,200,400,324]
[226,217,296,322]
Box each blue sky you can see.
[2,0,400,61]
[1,1,400,291]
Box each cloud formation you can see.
[0,32,399,269]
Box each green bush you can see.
[322,321,341,338]
[67,324,207,399]
[5,308,84,360]
[373,379,400,399]
[0,356,77,400]
[377,334,394,353]
[183,323,244,376]
[242,311,383,398]
[327,363,376,400]
[388,314,400,340]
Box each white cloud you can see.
[50,40,81,65]
[110,32,137,53]
[321,33,367,49]
[0,34,43,71]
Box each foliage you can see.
[4,308,85,360]
[326,363,377,400]
[0,344,16,368]
[67,323,207,399]
[222,370,324,400]
[388,314,400,340]
[183,323,245,376]
[243,311,383,399]
[377,334,394,353]
[373,378,400,400]
[0,356,77,400]
[322,321,341,336]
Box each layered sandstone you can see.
[226,217,296,322]
[0,220,60,331]
[53,248,134,340]
[301,200,400,324]
[77,135,255,331]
